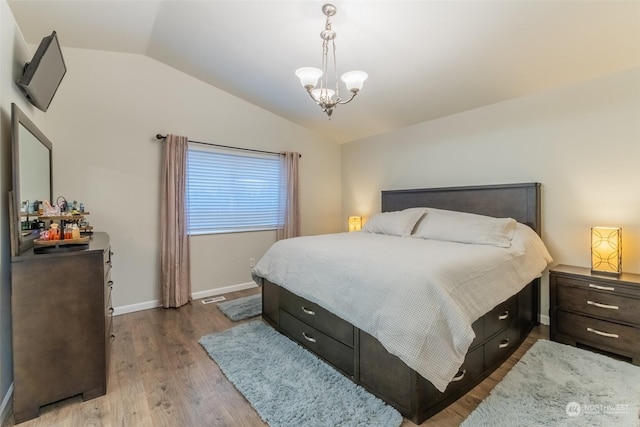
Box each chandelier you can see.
[295,3,368,118]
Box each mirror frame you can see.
[11,103,53,255]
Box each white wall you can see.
[341,68,640,323]
[36,48,341,311]
[0,0,50,417]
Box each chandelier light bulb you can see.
[311,88,336,103]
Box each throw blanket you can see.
[252,224,552,391]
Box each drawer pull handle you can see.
[498,339,510,349]
[302,332,316,343]
[498,311,509,320]
[589,283,615,291]
[108,307,114,314]
[587,300,619,310]
[586,327,619,339]
[452,369,466,382]
[301,307,316,316]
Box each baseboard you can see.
[540,314,550,325]
[113,299,161,316]
[113,281,258,316]
[191,281,257,300]
[1,383,13,425]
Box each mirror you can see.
[11,103,53,255]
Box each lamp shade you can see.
[341,70,368,92]
[295,67,323,89]
[311,88,336,103]
[348,216,362,232]
[591,227,622,275]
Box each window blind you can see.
[186,145,282,234]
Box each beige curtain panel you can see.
[277,151,301,240]
[160,134,191,308]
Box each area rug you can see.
[217,294,261,321]
[462,339,640,426]
[199,320,402,427]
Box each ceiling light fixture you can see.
[295,3,368,118]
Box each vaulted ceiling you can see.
[8,1,640,143]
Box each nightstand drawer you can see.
[553,271,640,298]
[557,285,640,325]
[557,311,640,355]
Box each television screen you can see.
[17,31,66,112]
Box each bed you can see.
[253,182,550,424]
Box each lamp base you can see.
[590,269,621,277]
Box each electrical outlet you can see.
[249,258,256,268]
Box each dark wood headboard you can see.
[382,182,541,235]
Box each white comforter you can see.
[252,224,552,392]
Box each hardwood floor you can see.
[3,287,549,427]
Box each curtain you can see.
[160,134,191,308]
[277,151,301,240]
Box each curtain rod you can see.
[155,134,301,158]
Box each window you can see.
[186,145,282,234]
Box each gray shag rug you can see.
[199,320,403,427]
[217,294,261,321]
[462,339,640,426]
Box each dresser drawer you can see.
[484,295,519,339]
[484,320,520,369]
[557,285,640,325]
[279,310,354,376]
[558,311,640,356]
[279,288,354,347]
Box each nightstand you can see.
[549,264,640,365]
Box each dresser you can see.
[11,232,114,423]
[549,264,640,365]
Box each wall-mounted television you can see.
[17,31,66,112]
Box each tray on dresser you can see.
[33,236,90,253]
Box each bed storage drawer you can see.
[279,287,354,347]
[359,330,485,415]
[423,345,484,408]
[279,310,354,376]
[484,320,520,369]
[484,295,519,339]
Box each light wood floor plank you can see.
[2,288,548,427]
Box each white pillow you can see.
[411,208,517,247]
[362,209,425,237]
